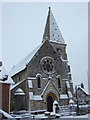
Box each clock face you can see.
[40,56,55,74]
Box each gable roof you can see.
[10,45,41,77]
[14,88,25,96]
[10,40,59,77]
[41,80,59,97]
[42,7,65,44]
[10,78,26,90]
[77,86,88,95]
[4,76,15,85]
[0,66,8,79]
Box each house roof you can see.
[4,76,15,85]
[77,86,88,95]
[0,66,8,79]
[42,7,65,44]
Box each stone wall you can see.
[59,99,69,106]
[27,40,68,79]
[30,100,46,111]
[50,42,67,60]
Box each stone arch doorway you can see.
[46,92,57,112]
[47,96,53,112]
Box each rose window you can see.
[40,56,55,74]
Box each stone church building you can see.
[10,7,73,112]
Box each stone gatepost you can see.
[53,100,59,114]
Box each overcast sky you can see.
[2,2,88,91]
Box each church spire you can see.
[42,7,65,44]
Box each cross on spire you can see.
[42,7,65,44]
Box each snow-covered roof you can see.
[77,86,88,95]
[14,88,25,96]
[69,99,74,104]
[10,78,26,90]
[69,80,73,84]
[29,92,33,99]
[53,100,58,105]
[10,45,41,76]
[60,94,68,99]
[4,76,15,85]
[0,66,8,79]
[68,91,73,98]
[33,95,43,100]
[66,81,70,89]
[10,78,34,91]
[42,7,65,44]
[28,80,33,88]
[0,80,4,83]
[29,92,42,100]
[0,109,13,118]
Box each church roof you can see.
[10,45,41,76]
[10,8,66,77]
[42,7,65,44]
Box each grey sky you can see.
[2,2,88,91]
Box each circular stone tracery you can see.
[40,56,55,74]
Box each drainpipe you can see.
[9,84,11,114]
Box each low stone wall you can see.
[30,100,46,111]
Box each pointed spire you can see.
[42,7,65,44]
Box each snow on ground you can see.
[0,109,13,119]
[61,114,88,118]
[31,113,89,119]
[34,114,48,119]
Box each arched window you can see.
[36,73,42,88]
[58,78,61,88]
[37,77,41,88]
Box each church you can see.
[10,7,73,113]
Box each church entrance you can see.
[46,92,57,112]
[47,96,53,112]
